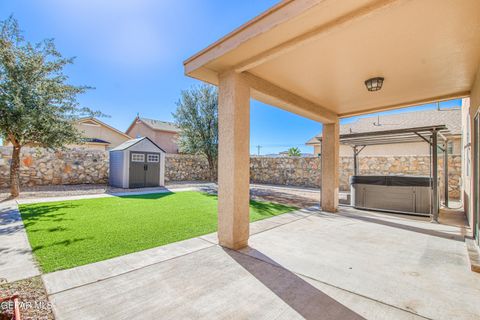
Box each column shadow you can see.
[224,247,365,320]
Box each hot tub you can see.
[350,175,432,216]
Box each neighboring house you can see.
[126,116,181,154]
[2,117,132,151]
[306,109,462,157]
[72,117,132,151]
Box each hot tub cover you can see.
[350,175,432,187]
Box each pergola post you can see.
[217,71,251,250]
[321,120,339,212]
[431,129,439,222]
[353,146,358,176]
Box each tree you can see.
[173,84,218,180]
[0,16,97,197]
[287,147,301,157]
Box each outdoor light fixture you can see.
[365,77,384,92]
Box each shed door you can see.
[145,153,161,187]
[129,152,146,188]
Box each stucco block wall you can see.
[463,66,480,227]
[127,122,179,154]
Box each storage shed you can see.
[109,137,166,188]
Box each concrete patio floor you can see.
[43,206,479,320]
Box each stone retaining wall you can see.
[164,154,211,182]
[250,155,462,199]
[338,155,462,199]
[0,147,462,199]
[0,147,108,187]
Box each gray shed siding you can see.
[109,151,125,188]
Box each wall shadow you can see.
[224,247,365,320]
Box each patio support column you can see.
[321,120,339,212]
[217,71,250,250]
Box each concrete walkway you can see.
[0,200,40,282]
[44,207,479,320]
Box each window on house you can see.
[447,141,453,154]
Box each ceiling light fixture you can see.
[365,77,384,92]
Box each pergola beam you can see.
[234,0,402,73]
[242,72,338,124]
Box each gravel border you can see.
[0,276,54,320]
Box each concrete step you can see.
[465,238,480,273]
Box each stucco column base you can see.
[218,239,249,250]
[217,71,251,250]
[321,120,340,212]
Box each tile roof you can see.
[306,108,461,145]
[140,118,181,133]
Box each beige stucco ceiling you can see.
[185,0,480,119]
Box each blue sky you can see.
[0,0,462,154]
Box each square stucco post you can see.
[217,71,251,250]
[321,120,339,212]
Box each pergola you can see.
[317,125,451,219]
[184,0,480,249]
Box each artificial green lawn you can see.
[19,191,297,273]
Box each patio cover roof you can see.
[184,0,480,122]
[323,125,449,147]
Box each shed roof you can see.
[110,137,165,152]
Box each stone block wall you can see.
[250,156,321,188]
[164,154,211,182]
[0,147,108,187]
[250,155,461,199]
[339,155,462,199]
[0,147,462,199]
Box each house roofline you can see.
[125,116,180,134]
[77,117,132,139]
